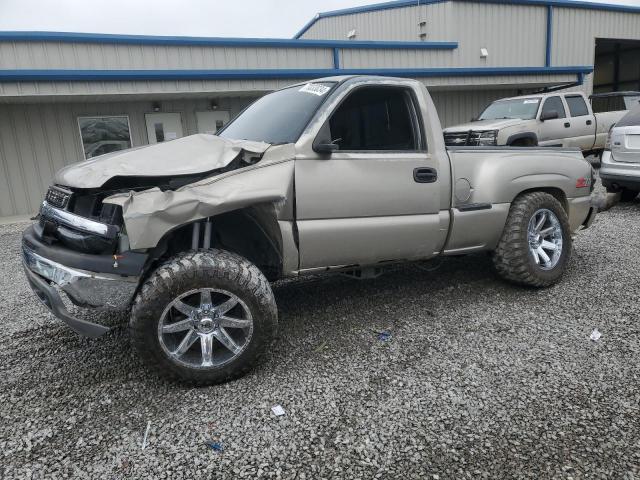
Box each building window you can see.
[77,116,132,159]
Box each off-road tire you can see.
[620,189,639,202]
[493,192,572,288]
[130,249,277,385]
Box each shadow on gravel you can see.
[5,253,500,389]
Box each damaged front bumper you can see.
[22,226,144,337]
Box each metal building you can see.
[1,0,639,219]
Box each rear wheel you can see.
[493,192,571,287]
[130,249,277,385]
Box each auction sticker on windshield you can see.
[524,99,540,104]
[299,83,331,96]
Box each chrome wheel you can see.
[158,288,253,368]
[527,208,563,270]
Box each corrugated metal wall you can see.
[0,42,333,70]
[553,7,640,95]
[303,2,547,68]
[0,97,255,217]
[0,78,306,101]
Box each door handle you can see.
[564,122,571,128]
[586,119,592,125]
[413,167,438,183]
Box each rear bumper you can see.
[599,172,640,192]
[600,150,640,191]
[22,225,145,337]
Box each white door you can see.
[145,113,184,144]
[196,111,230,135]
[538,96,569,147]
[563,94,597,150]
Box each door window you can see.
[541,96,567,119]
[565,95,590,117]
[196,111,230,135]
[327,87,420,151]
[145,113,184,144]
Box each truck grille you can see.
[45,186,73,210]
[444,131,484,147]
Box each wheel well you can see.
[514,188,568,212]
[508,136,537,147]
[147,204,284,281]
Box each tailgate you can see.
[611,126,640,163]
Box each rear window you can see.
[565,95,590,117]
[616,103,640,127]
[592,95,626,113]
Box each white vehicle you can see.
[600,103,640,202]
[443,91,639,155]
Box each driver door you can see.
[538,95,569,147]
[294,84,443,270]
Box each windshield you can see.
[218,82,336,144]
[479,97,541,120]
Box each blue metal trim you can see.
[294,0,640,39]
[0,66,594,82]
[333,48,340,69]
[546,5,553,67]
[0,31,457,50]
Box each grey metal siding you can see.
[0,42,333,70]
[0,78,307,101]
[303,2,547,68]
[0,97,256,217]
[552,8,640,95]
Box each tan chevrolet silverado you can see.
[22,76,596,384]
[443,91,637,156]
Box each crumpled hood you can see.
[54,134,271,189]
[444,118,525,133]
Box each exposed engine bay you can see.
[36,137,273,255]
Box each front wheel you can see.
[493,192,572,288]
[130,249,277,385]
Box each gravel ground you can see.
[1,192,639,479]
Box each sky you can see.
[0,0,638,39]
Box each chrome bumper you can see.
[22,244,139,337]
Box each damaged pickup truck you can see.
[23,76,596,385]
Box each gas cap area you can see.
[455,178,472,203]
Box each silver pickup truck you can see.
[443,91,637,155]
[22,76,596,384]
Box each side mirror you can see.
[470,116,478,122]
[540,110,559,122]
[313,142,340,154]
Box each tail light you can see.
[576,177,591,189]
[604,126,614,151]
